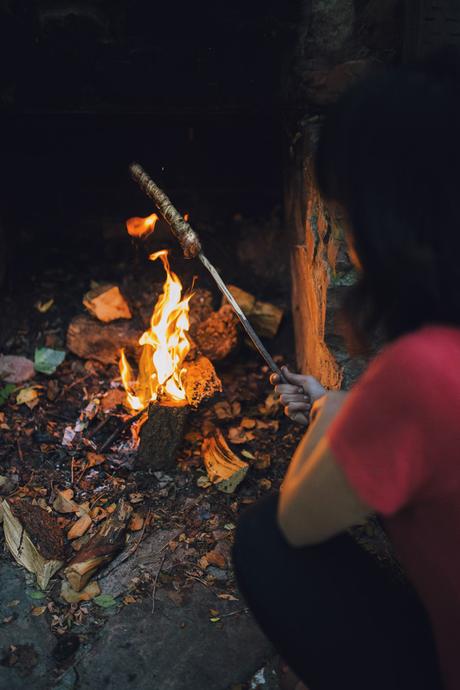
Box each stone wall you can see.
[285,0,402,389]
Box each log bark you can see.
[136,403,190,471]
[67,314,141,365]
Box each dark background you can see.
[0,1,299,245]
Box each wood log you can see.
[222,285,283,338]
[136,403,190,471]
[194,304,239,361]
[66,314,141,365]
[63,499,131,592]
[202,429,249,494]
[184,355,222,407]
[2,499,66,590]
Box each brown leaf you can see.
[228,427,256,445]
[67,514,92,540]
[255,419,279,431]
[53,489,79,514]
[205,550,227,568]
[86,452,106,469]
[60,580,100,604]
[254,453,271,470]
[129,513,144,532]
[240,417,256,429]
[101,389,126,413]
[89,506,107,522]
[198,556,209,570]
[31,606,46,617]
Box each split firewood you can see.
[66,314,141,365]
[222,285,283,338]
[83,284,132,322]
[184,355,222,407]
[2,500,66,589]
[202,429,249,494]
[63,499,131,591]
[194,305,239,361]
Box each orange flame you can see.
[126,213,159,238]
[119,250,191,411]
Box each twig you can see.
[16,439,24,463]
[151,551,166,615]
[99,409,146,453]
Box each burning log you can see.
[67,314,141,365]
[222,285,283,339]
[202,429,249,493]
[137,403,189,471]
[137,354,222,470]
[1,500,66,590]
[63,499,131,592]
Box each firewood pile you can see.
[0,245,301,638]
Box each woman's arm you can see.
[278,393,371,547]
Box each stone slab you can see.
[76,584,273,690]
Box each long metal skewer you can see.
[129,162,286,382]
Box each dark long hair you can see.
[315,51,460,350]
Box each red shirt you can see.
[328,325,460,690]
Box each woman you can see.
[233,52,460,690]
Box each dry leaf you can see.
[16,387,39,409]
[129,493,143,504]
[217,593,238,601]
[86,452,105,469]
[31,606,46,616]
[256,419,279,431]
[254,453,271,470]
[89,506,107,522]
[83,285,132,323]
[0,355,35,384]
[53,489,78,514]
[205,550,226,569]
[101,389,126,413]
[258,478,272,491]
[240,417,256,429]
[228,427,255,445]
[197,476,211,489]
[198,556,209,570]
[123,594,136,605]
[35,299,54,313]
[129,513,144,532]
[67,514,92,540]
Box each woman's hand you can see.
[270,365,327,427]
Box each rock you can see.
[0,355,35,384]
[66,314,141,365]
[76,584,272,690]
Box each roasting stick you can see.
[129,162,286,383]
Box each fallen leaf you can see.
[256,419,279,431]
[210,617,221,623]
[34,348,66,376]
[0,355,35,384]
[16,387,39,409]
[101,389,126,413]
[258,391,280,416]
[53,489,79,514]
[217,593,238,601]
[67,514,92,540]
[123,595,136,605]
[60,580,100,604]
[258,478,272,491]
[27,591,45,600]
[209,608,220,616]
[89,506,107,522]
[83,285,132,323]
[240,417,256,429]
[8,600,20,607]
[35,299,54,313]
[129,493,144,504]
[0,384,15,407]
[205,550,226,568]
[129,513,144,532]
[241,449,256,460]
[198,556,209,570]
[86,452,106,469]
[197,475,211,489]
[31,606,46,616]
[254,453,271,470]
[228,427,255,445]
[93,594,117,608]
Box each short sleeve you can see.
[327,337,435,516]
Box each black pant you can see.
[233,494,443,690]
